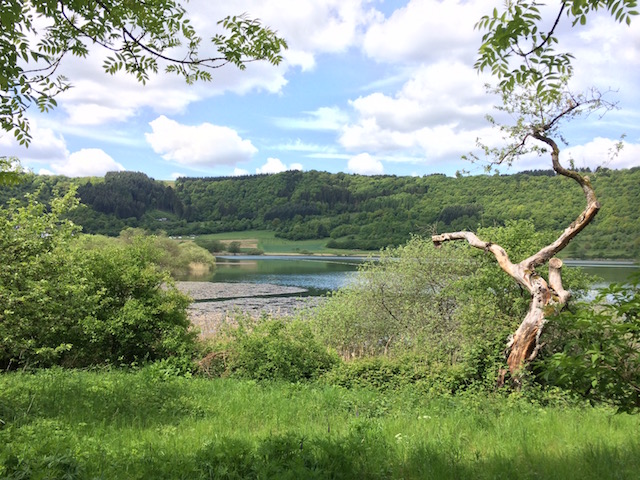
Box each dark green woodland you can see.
[2,167,638,259]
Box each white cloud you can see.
[0,120,68,164]
[256,157,302,174]
[145,116,258,167]
[274,107,349,131]
[43,149,125,177]
[362,0,485,64]
[233,168,250,176]
[233,0,379,55]
[1,118,126,176]
[562,138,640,171]
[347,153,383,175]
[495,137,640,172]
[339,61,497,160]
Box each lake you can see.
[181,255,638,294]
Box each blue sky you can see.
[2,0,640,179]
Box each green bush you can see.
[194,237,225,253]
[538,273,640,413]
[309,221,596,387]
[0,190,198,370]
[310,237,476,359]
[223,317,339,382]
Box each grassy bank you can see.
[1,369,638,479]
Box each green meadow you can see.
[1,369,639,480]
[196,229,365,255]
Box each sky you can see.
[2,0,640,179]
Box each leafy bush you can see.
[0,190,198,370]
[221,317,339,382]
[117,228,216,276]
[538,273,640,413]
[310,237,476,359]
[309,221,595,387]
[321,355,471,395]
[194,237,225,253]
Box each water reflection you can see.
[177,255,637,296]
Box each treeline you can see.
[2,167,639,258]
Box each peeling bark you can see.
[433,135,600,385]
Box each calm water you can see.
[181,255,638,295]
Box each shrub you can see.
[0,190,198,370]
[222,317,339,382]
[310,237,477,358]
[309,222,595,383]
[194,237,225,253]
[538,273,640,413]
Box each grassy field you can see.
[196,230,368,255]
[1,369,639,479]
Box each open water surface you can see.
[181,255,637,295]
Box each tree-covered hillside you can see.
[2,168,639,259]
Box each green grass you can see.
[1,369,639,479]
[196,229,367,255]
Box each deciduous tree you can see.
[432,0,637,384]
[1,1,287,145]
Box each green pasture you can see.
[196,229,367,255]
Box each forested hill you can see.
[2,168,639,259]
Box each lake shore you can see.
[176,281,322,337]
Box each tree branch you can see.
[432,231,516,280]
[522,133,601,268]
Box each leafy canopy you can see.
[472,1,637,168]
[476,1,638,100]
[0,1,287,145]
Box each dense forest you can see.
[2,168,639,259]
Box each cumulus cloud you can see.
[256,158,303,174]
[347,153,383,175]
[233,168,250,176]
[43,149,125,177]
[0,120,68,164]
[339,61,497,161]
[146,116,258,167]
[362,0,485,64]
[562,138,640,170]
[1,118,126,177]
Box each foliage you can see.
[310,237,476,359]
[227,240,242,254]
[76,171,183,220]
[320,355,471,395]
[0,157,22,186]
[310,222,595,382]
[539,273,640,413]
[214,317,339,382]
[475,1,637,101]
[194,237,225,253]
[0,190,197,369]
[3,168,640,258]
[1,1,287,143]
[78,228,216,277]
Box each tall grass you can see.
[1,369,638,479]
